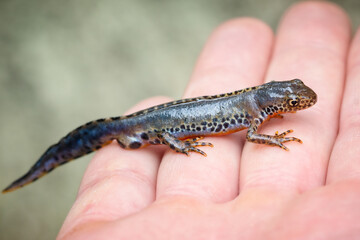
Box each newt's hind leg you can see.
[159,132,213,156]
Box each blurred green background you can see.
[0,0,359,239]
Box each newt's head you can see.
[257,79,317,114]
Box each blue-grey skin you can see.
[2,79,317,193]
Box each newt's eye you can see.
[287,98,299,107]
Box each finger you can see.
[156,18,274,202]
[326,27,360,184]
[240,2,351,193]
[58,97,170,237]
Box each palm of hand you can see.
[58,2,360,239]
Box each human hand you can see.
[58,2,360,239]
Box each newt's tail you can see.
[2,144,60,193]
[2,119,121,193]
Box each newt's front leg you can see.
[246,119,302,151]
[159,132,213,156]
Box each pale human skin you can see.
[58,2,360,239]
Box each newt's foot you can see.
[181,137,214,156]
[274,129,302,151]
[160,133,213,156]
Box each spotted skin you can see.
[2,79,317,193]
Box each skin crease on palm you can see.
[57,1,360,239]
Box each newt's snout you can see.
[299,85,317,109]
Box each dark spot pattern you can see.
[140,133,149,140]
[129,142,142,149]
[215,124,222,132]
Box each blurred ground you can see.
[0,0,359,239]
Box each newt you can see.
[2,79,317,193]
